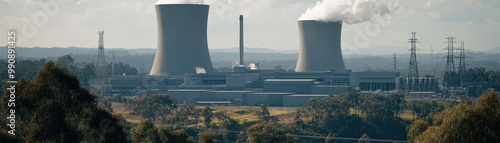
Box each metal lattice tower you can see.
[97,30,106,77]
[408,32,419,78]
[444,37,456,87]
[458,41,466,74]
[458,41,473,87]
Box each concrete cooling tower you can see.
[150,4,214,75]
[295,20,346,72]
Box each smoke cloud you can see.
[156,0,207,5]
[299,0,392,24]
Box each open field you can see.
[111,102,143,124]
[111,102,298,124]
[205,106,298,124]
[111,102,415,125]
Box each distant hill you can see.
[1,47,499,76]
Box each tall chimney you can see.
[239,15,244,66]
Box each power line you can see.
[196,128,409,143]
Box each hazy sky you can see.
[1,0,499,55]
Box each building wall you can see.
[350,72,399,91]
[244,92,292,106]
[283,94,329,107]
[200,91,255,102]
[263,79,314,94]
[311,85,349,94]
[166,89,212,104]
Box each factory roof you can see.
[208,90,256,93]
[264,79,315,82]
[167,89,213,92]
[247,92,295,95]
[196,101,232,104]
[286,94,332,97]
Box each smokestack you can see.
[239,15,244,66]
[150,4,214,75]
[295,20,346,72]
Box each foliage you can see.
[237,122,297,143]
[406,100,445,120]
[202,106,213,128]
[198,130,223,143]
[255,104,273,122]
[0,58,47,94]
[164,104,200,126]
[127,94,174,119]
[460,67,500,92]
[295,93,408,140]
[130,120,195,143]
[107,62,138,76]
[406,119,429,142]
[0,61,127,142]
[55,55,96,86]
[99,98,114,112]
[413,90,500,142]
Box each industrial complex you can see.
[100,3,456,107]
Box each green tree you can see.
[255,104,272,122]
[414,90,500,142]
[0,61,127,142]
[78,63,96,86]
[56,54,75,70]
[127,94,174,120]
[407,119,429,142]
[237,122,297,143]
[198,130,223,143]
[202,106,213,128]
[108,62,138,76]
[131,120,195,143]
[131,120,161,143]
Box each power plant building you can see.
[107,3,404,107]
[295,21,346,72]
[150,4,214,75]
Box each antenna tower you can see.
[97,30,106,77]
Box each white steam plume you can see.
[299,0,392,24]
[195,67,207,74]
[156,0,207,5]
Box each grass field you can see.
[111,102,415,125]
[205,106,298,124]
[111,102,143,124]
[111,102,298,124]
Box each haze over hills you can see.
[1,46,499,77]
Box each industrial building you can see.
[107,3,403,107]
[150,4,214,75]
[296,20,346,72]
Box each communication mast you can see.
[97,30,106,77]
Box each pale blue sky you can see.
[1,0,499,55]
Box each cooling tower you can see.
[295,20,346,72]
[150,4,214,75]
